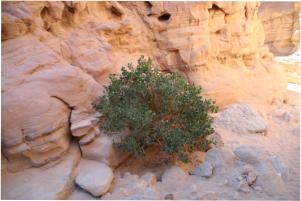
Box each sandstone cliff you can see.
[258,2,300,56]
[2,2,292,199]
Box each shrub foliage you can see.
[92,56,218,162]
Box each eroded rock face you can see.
[258,2,300,56]
[1,2,290,199]
[1,1,287,174]
[1,143,81,200]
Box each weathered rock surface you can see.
[258,2,300,56]
[1,143,80,200]
[213,104,267,135]
[75,159,114,197]
[1,1,287,173]
[1,2,295,200]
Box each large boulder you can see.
[75,159,114,197]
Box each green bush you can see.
[92,56,218,162]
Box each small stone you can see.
[75,159,114,197]
[192,162,213,177]
[246,171,257,186]
[234,175,251,193]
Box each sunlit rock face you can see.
[258,2,300,56]
[1,1,286,173]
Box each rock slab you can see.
[213,104,267,135]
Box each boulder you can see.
[161,166,188,185]
[255,161,286,197]
[234,146,261,166]
[205,147,236,175]
[75,159,114,197]
[246,171,257,185]
[213,104,267,135]
[192,162,213,177]
[80,133,130,168]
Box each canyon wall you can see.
[258,2,300,56]
[2,1,286,178]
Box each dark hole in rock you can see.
[67,6,75,14]
[40,6,48,18]
[111,6,122,17]
[212,4,220,11]
[158,13,171,21]
[210,3,226,14]
[145,1,152,9]
[216,29,221,34]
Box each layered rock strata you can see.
[258,2,300,56]
[2,2,286,174]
